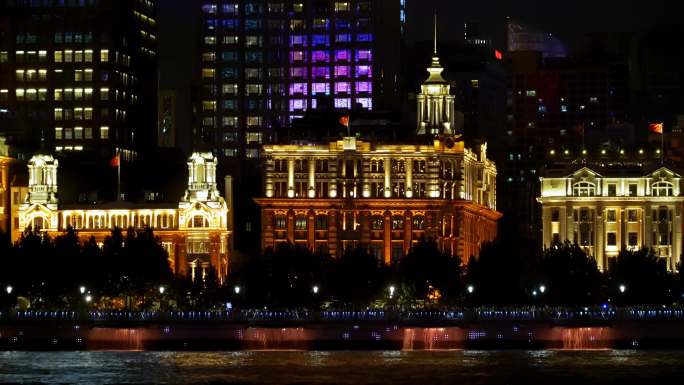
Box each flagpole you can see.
[116,149,121,201]
[661,129,664,165]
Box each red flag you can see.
[110,154,120,168]
[648,122,663,134]
[339,115,349,127]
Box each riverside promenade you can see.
[3,307,684,350]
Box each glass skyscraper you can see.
[0,0,158,158]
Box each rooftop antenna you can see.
[433,10,438,55]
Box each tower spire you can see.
[433,10,438,55]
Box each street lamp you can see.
[5,285,13,295]
[79,286,86,294]
[388,285,395,299]
[539,285,546,294]
[619,284,626,294]
[467,285,474,294]
[159,286,165,295]
[85,294,92,303]
[312,285,319,295]
[532,290,538,297]
[234,285,241,295]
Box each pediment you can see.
[567,167,602,179]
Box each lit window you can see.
[100,49,109,62]
[334,2,350,11]
[100,126,109,139]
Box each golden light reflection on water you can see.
[402,327,463,350]
[558,327,611,350]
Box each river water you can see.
[2,350,684,384]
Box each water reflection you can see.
[558,327,611,350]
[2,351,684,385]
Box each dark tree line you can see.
[0,227,175,309]
[2,227,684,309]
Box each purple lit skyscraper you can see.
[198,0,401,163]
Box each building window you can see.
[315,215,328,230]
[573,181,596,197]
[652,181,674,197]
[627,209,638,222]
[295,216,307,230]
[607,183,616,196]
[100,126,109,139]
[606,209,616,223]
[628,232,638,247]
[412,216,425,230]
[371,216,383,230]
[628,183,638,197]
[551,208,560,222]
[392,216,404,230]
[275,215,287,229]
[191,215,209,228]
[606,232,617,246]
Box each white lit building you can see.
[538,165,684,271]
[14,152,233,282]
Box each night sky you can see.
[408,0,680,50]
[159,0,682,89]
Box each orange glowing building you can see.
[255,35,501,263]
[255,138,500,263]
[14,152,233,282]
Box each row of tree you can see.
[1,229,683,309]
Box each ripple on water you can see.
[1,351,684,385]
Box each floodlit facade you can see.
[0,139,10,233]
[255,137,500,263]
[416,31,456,136]
[14,152,233,282]
[538,166,684,271]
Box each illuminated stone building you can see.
[0,137,10,233]
[538,165,684,271]
[255,137,499,263]
[255,31,500,263]
[14,152,233,282]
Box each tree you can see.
[540,242,603,305]
[465,238,535,305]
[398,241,461,304]
[608,248,670,305]
[332,246,386,305]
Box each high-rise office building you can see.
[198,0,401,164]
[199,0,402,252]
[0,0,158,158]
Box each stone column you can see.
[287,158,295,198]
[403,210,412,255]
[672,204,682,272]
[383,210,392,264]
[176,236,188,276]
[308,159,316,198]
[287,209,295,243]
[405,159,413,198]
[307,210,315,250]
[328,211,338,258]
[384,158,392,198]
[595,206,605,271]
[541,206,551,248]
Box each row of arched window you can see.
[572,181,675,197]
